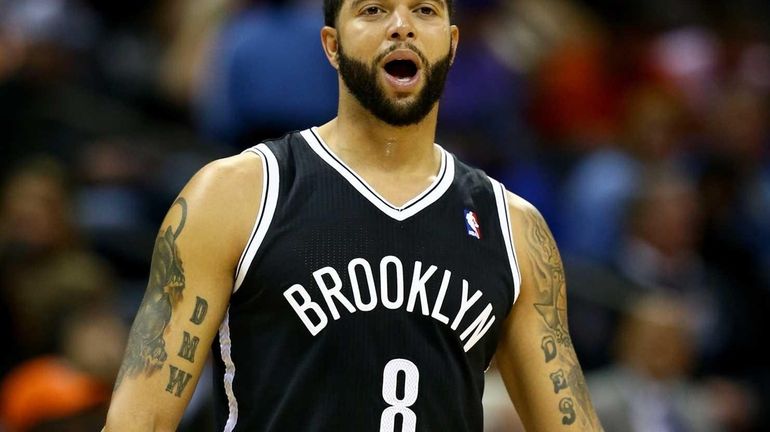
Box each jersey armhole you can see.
[232,144,281,294]
[489,178,522,305]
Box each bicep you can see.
[496,199,603,431]
[106,156,262,431]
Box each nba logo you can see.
[465,209,482,239]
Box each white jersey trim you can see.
[490,179,521,304]
[218,310,238,432]
[233,144,280,293]
[300,127,455,222]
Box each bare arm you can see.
[496,193,604,431]
[104,153,263,431]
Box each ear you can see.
[321,26,340,70]
[449,25,460,65]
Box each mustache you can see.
[374,42,430,67]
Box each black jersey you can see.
[211,128,521,432]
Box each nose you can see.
[388,8,415,41]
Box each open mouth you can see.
[384,59,419,81]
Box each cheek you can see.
[424,28,454,59]
[341,24,385,55]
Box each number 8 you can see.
[380,358,419,432]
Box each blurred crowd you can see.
[1,0,769,430]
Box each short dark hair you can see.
[324,0,454,27]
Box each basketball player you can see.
[104,0,604,430]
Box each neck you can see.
[317,92,440,173]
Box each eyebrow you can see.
[349,0,449,12]
[349,0,374,11]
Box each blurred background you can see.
[1,0,769,430]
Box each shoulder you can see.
[199,151,263,176]
[502,190,564,301]
[504,190,541,224]
[506,190,554,239]
[502,190,555,272]
[185,152,263,202]
[174,152,264,265]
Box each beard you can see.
[337,41,453,127]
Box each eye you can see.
[416,6,436,15]
[362,5,384,16]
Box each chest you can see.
[241,193,514,351]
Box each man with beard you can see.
[104,0,604,431]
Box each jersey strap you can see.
[218,144,281,432]
[489,178,522,304]
[233,144,281,293]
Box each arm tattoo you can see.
[549,369,568,393]
[541,335,557,363]
[114,198,189,391]
[523,209,603,430]
[190,296,209,325]
[178,331,200,363]
[166,365,193,397]
[560,398,577,425]
[527,211,571,347]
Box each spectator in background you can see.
[617,168,701,292]
[606,165,768,423]
[588,294,754,432]
[486,0,611,230]
[0,0,99,172]
[523,0,618,150]
[197,0,338,147]
[698,84,770,290]
[0,158,115,372]
[74,138,166,302]
[0,304,127,432]
[157,0,237,108]
[560,86,687,262]
[615,168,727,365]
[695,84,770,422]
